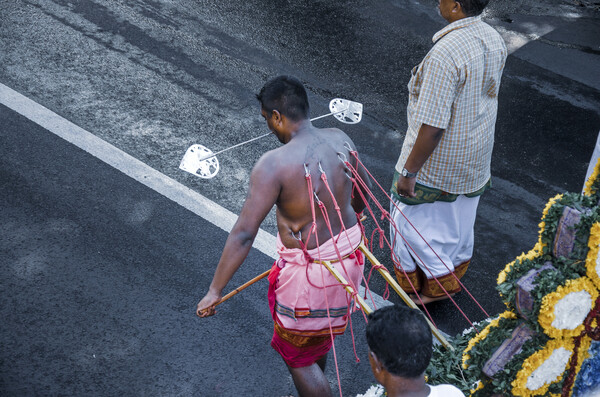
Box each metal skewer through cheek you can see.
[179,98,363,179]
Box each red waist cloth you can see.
[268,259,334,367]
[270,328,333,368]
[267,223,364,368]
[267,252,364,367]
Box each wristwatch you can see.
[401,167,418,178]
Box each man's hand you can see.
[196,290,222,318]
[396,174,417,198]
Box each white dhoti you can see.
[390,194,480,297]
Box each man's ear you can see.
[271,109,283,126]
[370,351,383,373]
[453,1,466,18]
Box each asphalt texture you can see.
[1,104,370,396]
[1,0,600,396]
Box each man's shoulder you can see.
[252,143,302,176]
[429,21,505,64]
[317,126,347,137]
[251,147,282,175]
[427,34,460,63]
[316,126,354,146]
[477,20,507,48]
[437,19,503,44]
[422,44,457,75]
[432,28,473,55]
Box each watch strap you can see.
[402,168,418,178]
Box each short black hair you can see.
[458,0,490,16]
[256,75,309,122]
[366,305,432,378]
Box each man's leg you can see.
[391,198,459,303]
[409,195,480,303]
[287,361,332,397]
[316,354,327,372]
[390,198,422,294]
[272,328,332,396]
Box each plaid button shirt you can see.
[395,16,507,194]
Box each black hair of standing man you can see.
[456,0,490,16]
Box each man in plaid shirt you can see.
[390,0,507,304]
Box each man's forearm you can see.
[208,230,255,295]
[403,123,444,173]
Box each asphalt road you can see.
[1,0,599,395]
[0,103,378,396]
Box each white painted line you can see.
[0,82,278,256]
[0,82,392,310]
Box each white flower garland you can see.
[356,384,385,397]
[551,290,593,330]
[538,277,599,339]
[525,347,571,391]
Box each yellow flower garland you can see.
[496,193,562,286]
[497,260,514,285]
[497,241,545,285]
[511,337,592,397]
[542,194,563,218]
[585,222,600,289]
[583,157,600,196]
[462,311,517,369]
[536,193,563,252]
[536,193,563,248]
[469,380,484,395]
[538,277,599,339]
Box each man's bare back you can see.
[255,125,364,249]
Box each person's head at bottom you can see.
[366,305,432,396]
[366,305,465,397]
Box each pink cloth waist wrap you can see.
[268,222,365,367]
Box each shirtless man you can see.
[196,75,369,396]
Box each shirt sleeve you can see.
[412,56,458,130]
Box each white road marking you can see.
[0,82,392,310]
[1,83,277,254]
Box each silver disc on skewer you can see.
[179,144,220,179]
[179,97,364,179]
[329,98,363,124]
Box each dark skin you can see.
[438,0,467,24]
[395,123,444,198]
[197,106,370,397]
[368,350,430,397]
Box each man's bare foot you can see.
[409,293,455,305]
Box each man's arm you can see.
[396,123,444,198]
[196,154,280,317]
